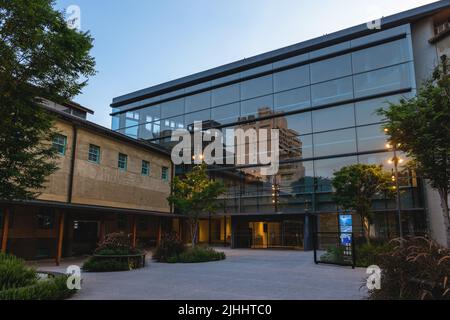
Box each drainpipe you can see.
[67,124,78,203]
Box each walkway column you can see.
[1,208,10,253]
[131,215,137,249]
[156,217,162,246]
[99,219,105,242]
[56,211,65,266]
[303,213,313,251]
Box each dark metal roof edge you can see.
[43,105,171,157]
[1,199,181,217]
[111,0,450,107]
[64,101,95,115]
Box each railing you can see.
[313,232,356,269]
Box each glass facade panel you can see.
[310,54,352,83]
[313,128,357,157]
[240,75,273,100]
[353,63,413,98]
[273,65,309,92]
[357,124,388,152]
[185,109,211,128]
[161,98,184,118]
[274,87,310,113]
[185,91,211,113]
[211,103,240,125]
[352,38,411,73]
[312,104,355,132]
[212,84,240,106]
[314,156,358,192]
[240,95,273,119]
[282,112,312,135]
[311,76,353,106]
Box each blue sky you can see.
[54,0,436,128]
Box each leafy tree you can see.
[331,164,393,243]
[168,164,226,247]
[378,55,450,247]
[0,0,95,200]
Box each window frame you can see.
[161,166,169,182]
[88,144,101,164]
[141,160,150,176]
[53,134,67,156]
[118,153,128,171]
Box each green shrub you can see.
[152,231,186,262]
[355,242,393,267]
[168,246,226,263]
[320,246,347,264]
[82,257,130,272]
[0,253,37,291]
[0,274,74,300]
[94,232,141,255]
[368,236,450,300]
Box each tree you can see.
[378,55,450,247]
[0,0,95,200]
[331,164,393,243]
[168,164,226,247]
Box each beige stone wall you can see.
[38,118,172,213]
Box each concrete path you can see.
[35,249,368,300]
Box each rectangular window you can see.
[88,144,101,163]
[185,91,211,113]
[36,211,55,229]
[161,166,169,181]
[211,103,240,125]
[353,63,413,98]
[52,134,67,155]
[274,86,311,113]
[273,65,310,92]
[161,98,185,118]
[311,76,353,106]
[141,160,150,176]
[212,84,240,107]
[310,54,352,84]
[356,124,388,152]
[118,153,128,171]
[240,75,273,100]
[313,128,357,157]
[312,104,355,132]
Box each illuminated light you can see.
[398,158,404,164]
[388,159,393,164]
[384,128,389,132]
[272,200,276,203]
[385,143,392,149]
[272,193,275,197]
[392,186,397,190]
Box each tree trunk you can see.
[437,188,450,248]
[360,212,370,244]
[190,219,199,248]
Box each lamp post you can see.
[386,140,404,240]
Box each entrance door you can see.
[72,220,99,255]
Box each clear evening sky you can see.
[54,0,436,128]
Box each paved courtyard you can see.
[36,249,368,300]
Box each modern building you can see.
[110,1,450,249]
[0,101,177,263]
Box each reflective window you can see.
[240,75,273,100]
[212,84,240,106]
[357,124,388,152]
[282,112,312,135]
[274,87,310,113]
[211,103,240,125]
[358,152,394,171]
[185,91,211,113]
[185,109,210,128]
[353,63,413,98]
[313,128,356,157]
[352,38,411,73]
[118,153,127,171]
[88,144,101,163]
[125,124,138,138]
[310,54,352,83]
[161,116,184,137]
[311,76,353,106]
[52,134,67,155]
[273,65,309,92]
[312,104,355,132]
[314,156,358,192]
[280,134,313,160]
[140,105,161,123]
[161,98,185,118]
[240,95,273,119]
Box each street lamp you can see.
[386,140,404,240]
